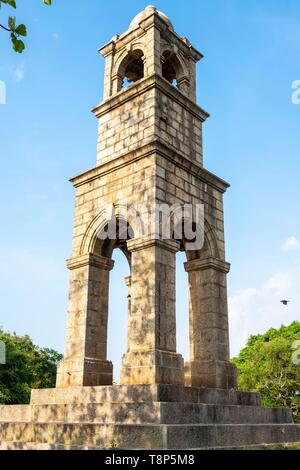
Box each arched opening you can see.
[176,251,189,365]
[173,218,219,372]
[119,50,144,90]
[94,219,133,262]
[161,51,182,88]
[107,248,130,383]
[91,218,134,384]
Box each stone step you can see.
[1,422,300,449]
[159,403,292,425]
[30,384,261,406]
[0,442,101,450]
[0,402,292,425]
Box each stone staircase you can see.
[1,385,300,449]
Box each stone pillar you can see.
[111,72,123,95]
[177,76,190,97]
[184,257,237,390]
[121,238,184,386]
[143,15,162,77]
[101,40,116,100]
[56,253,114,388]
[103,50,114,100]
[188,58,197,102]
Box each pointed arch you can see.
[161,48,189,88]
[113,43,145,75]
[113,48,145,90]
[184,219,220,261]
[79,203,140,268]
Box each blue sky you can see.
[0,0,300,381]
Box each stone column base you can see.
[121,350,185,386]
[56,357,113,388]
[184,360,237,390]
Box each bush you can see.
[232,322,300,423]
[0,330,63,404]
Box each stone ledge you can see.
[92,74,208,122]
[184,257,231,274]
[69,140,229,194]
[66,253,114,271]
[29,385,261,406]
[0,402,292,426]
[1,422,300,450]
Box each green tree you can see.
[0,0,51,53]
[232,321,300,423]
[0,329,62,404]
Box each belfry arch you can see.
[57,213,136,387]
[161,49,190,93]
[118,50,145,90]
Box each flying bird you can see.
[280,300,290,306]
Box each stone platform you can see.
[1,385,300,449]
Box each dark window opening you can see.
[121,52,144,89]
[162,51,179,88]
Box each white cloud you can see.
[14,61,25,82]
[229,267,300,357]
[282,236,300,252]
[264,271,293,295]
[52,32,59,40]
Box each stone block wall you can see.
[94,76,207,168]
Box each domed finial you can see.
[145,5,157,12]
[129,6,174,32]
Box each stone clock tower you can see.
[1,7,299,450]
[56,4,237,391]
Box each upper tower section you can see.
[100,5,202,101]
[93,6,209,167]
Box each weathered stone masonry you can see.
[56,5,237,390]
[1,6,300,451]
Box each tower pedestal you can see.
[1,385,300,450]
[56,358,113,388]
[121,350,185,386]
[185,360,237,390]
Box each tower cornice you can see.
[98,10,203,63]
[92,74,209,123]
[69,140,229,194]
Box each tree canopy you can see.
[0,329,62,404]
[0,0,51,53]
[232,321,300,423]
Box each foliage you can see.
[0,329,62,404]
[110,440,119,450]
[0,0,51,53]
[232,322,300,423]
